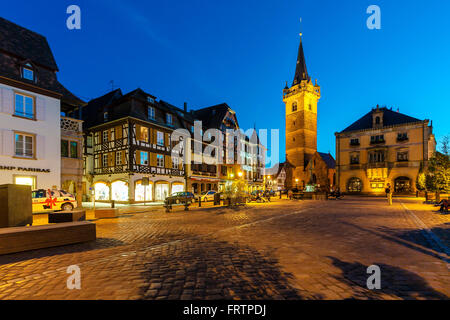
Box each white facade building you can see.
[0,84,61,189]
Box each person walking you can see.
[385,183,392,205]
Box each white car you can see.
[200,190,217,202]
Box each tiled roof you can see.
[193,103,239,129]
[340,107,422,133]
[0,17,84,106]
[318,152,336,169]
[0,17,58,70]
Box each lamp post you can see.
[295,178,299,189]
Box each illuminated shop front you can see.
[135,180,153,202]
[155,182,169,201]
[171,182,184,195]
[111,180,129,201]
[14,175,37,189]
[94,182,110,200]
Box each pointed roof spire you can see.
[293,37,309,86]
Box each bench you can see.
[94,208,119,219]
[0,222,96,255]
[48,210,86,223]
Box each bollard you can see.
[198,197,202,208]
[111,200,115,208]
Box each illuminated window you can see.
[102,130,108,142]
[94,182,110,200]
[14,176,36,189]
[140,127,149,142]
[111,181,128,201]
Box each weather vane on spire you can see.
[299,17,303,38]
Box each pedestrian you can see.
[385,183,392,205]
[440,199,449,213]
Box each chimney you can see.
[184,102,187,113]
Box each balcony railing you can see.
[61,116,83,133]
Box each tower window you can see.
[309,104,312,111]
[292,102,297,112]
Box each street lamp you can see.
[295,178,299,189]
[238,171,243,178]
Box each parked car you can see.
[200,190,217,202]
[165,192,196,205]
[32,189,77,213]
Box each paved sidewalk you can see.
[0,197,448,300]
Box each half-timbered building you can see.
[82,88,189,203]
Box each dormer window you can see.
[147,96,155,104]
[103,112,108,122]
[375,117,380,125]
[22,67,34,81]
[166,113,173,125]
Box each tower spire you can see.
[292,18,309,86]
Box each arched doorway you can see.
[155,182,169,201]
[111,180,129,201]
[394,177,411,194]
[135,180,153,201]
[347,177,362,193]
[94,182,110,200]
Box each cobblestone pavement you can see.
[0,197,448,300]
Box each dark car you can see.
[164,192,196,205]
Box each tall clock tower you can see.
[283,35,321,188]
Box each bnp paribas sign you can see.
[0,166,51,173]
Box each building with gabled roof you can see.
[335,105,436,195]
[0,16,84,207]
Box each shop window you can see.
[135,181,152,201]
[94,182,110,200]
[347,178,362,193]
[171,184,184,194]
[15,93,34,119]
[15,176,36,190]
[155,183,169,201]
[111,181,128,201]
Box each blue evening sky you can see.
[2,0,449,163]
